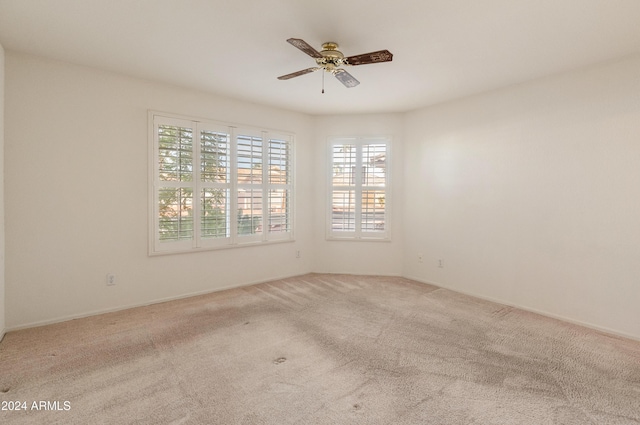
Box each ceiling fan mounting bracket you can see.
[321,42,339,51]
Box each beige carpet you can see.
[1,274,639,424]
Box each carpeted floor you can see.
[1,274,639,424]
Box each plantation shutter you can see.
[267,135,293,239]
[150,113,294,255]
[236,130,264,242]
[198,123,232,248]
[361,143,387,234]
[154,117,195,252]
[330,142,357,235]
[328,138,389,240]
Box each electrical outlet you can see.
[106,273,116,286]
[418,253,424,263]
[296,250,301,259]
[438,259,444,268]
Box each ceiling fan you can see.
[277,38,393,90]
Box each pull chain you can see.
[322,70,325,94]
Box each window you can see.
[328,137,390,240]
[149,112,293,254]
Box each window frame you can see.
[149,111,294,255]
[326,136,391,241]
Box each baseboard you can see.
[403,274,640,343]
[6,271,309,333]
[310,270,404,277]
[0,328,5,343]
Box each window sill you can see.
[325,236,391,243]
[149,238,295,256]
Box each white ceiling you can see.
[1,0,640,115]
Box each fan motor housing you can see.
[316,42,345,71]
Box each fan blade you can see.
[344,50,393,66]
[277,67,320,80]
[286,38,323,59]
[334,69,360,88]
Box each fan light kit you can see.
[278,38,393,93]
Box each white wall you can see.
[403,55,640,340]
[4,52,314,329]
[0,42,5,339]
[5,50,640,341]
[312,114,404,276]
